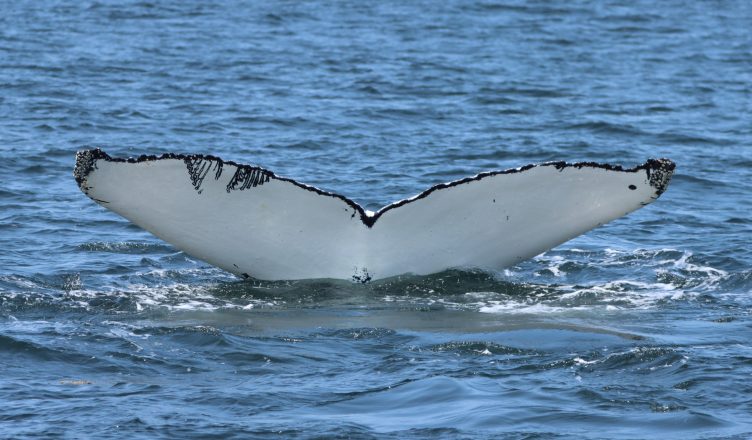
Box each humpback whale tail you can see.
[74,149,674,282]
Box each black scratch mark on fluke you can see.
[226,166,271,193]
[185,157,223,193]
[73,148,675,228]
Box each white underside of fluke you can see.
[74,150,674,282]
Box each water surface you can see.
[1,1,751,438]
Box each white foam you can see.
[573,357,597,365]
[474,278,694,315]
[533,254,568,276]
[61,279,279,312]
[478,301,588,315]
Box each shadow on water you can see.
[138,270,646,341]
[211,268,536,304]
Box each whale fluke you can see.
[74,149,674,282]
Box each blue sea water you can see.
[1,0,751,438]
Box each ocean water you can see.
[1,0,751,438]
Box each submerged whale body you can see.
[74,149,674,282]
